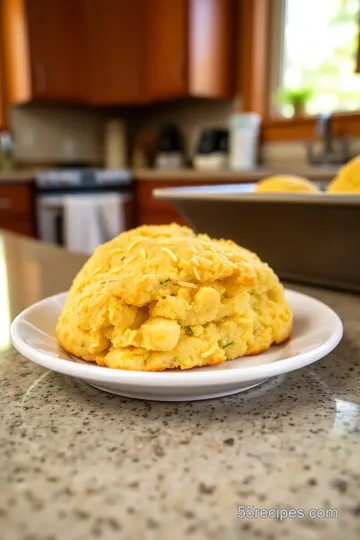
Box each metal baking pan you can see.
[153,183,360,292]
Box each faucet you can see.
[307,113,350,165]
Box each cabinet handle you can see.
[35,63,46,94]
[0,198,11,210]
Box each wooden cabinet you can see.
[1,0,235,107]
[0,3,6,129]
[84,0,145,104]
[136,180,190,226]
[145,0,188,100]
[0,47,6,129]
[145,0,235,101]
[86,0,235,104]
[2,0,86,104]
[189,0,236,98]
[0,183,36,237]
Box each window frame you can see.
[239,0,360,142]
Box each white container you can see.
[104,119,127,169]
[229,113,261,170]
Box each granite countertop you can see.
[1,232,360,540]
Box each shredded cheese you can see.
[109,248,123,255]
[159,237,186,244]
[109,267,122,275]
[127,238,144,252]
[178,280,197,289]
[161,247,178,263]
[140,247,147,260]
[193,267,201,280]
[123,255,136,266]
[78,292,91,304]
[201,344,218,358]
[192,256,200,266]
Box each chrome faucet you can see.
[307,113,350,165]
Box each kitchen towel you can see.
[63,193,128,254]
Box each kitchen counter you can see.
[1,232,360,540]
[133,166,339,182]
[0,166,339,184]
[0,170,34,184]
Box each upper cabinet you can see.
[1,0,236,107]
[145,0,235,101]
[0,6,6,129]
[145,0,188,100]
[84,0,145,104]
[189,0,235,98]
[2,0,86,103]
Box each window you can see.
[272,0,360,117]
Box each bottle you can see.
[229,114,261,170]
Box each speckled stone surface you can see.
[1,232,360,540]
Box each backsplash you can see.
[10,104,105,165]
[262,138,359,167]
[9,100,357,169]
[129,98,237,161]
[261,141,308,166]
[10,99,237,167]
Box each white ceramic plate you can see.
[10,290,343,402]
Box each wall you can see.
[262,138,359,167]
[10,104,105,165]
[261,141,309,166]
[10,99,237,167]
[11,99,351,169]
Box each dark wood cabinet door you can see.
[2,0,236,107]
[145,0,188,101]
[84,0,145,104]
[26,0,86,101]
[189,0,236,98]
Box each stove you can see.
[35,168,131,191]
[35,168,133,245]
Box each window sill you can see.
[262,112,360,142]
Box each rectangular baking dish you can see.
[153,184,360,292]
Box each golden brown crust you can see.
[327,157,360,193]
[255,175,319,193]
[57,224,292,371]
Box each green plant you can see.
[278,87,313,106]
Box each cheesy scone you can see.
[57,224,292,371]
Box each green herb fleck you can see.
[160,278,171,285]
[121,256,126,261]
[223,341,234,349]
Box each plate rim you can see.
[10,289,343,387]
